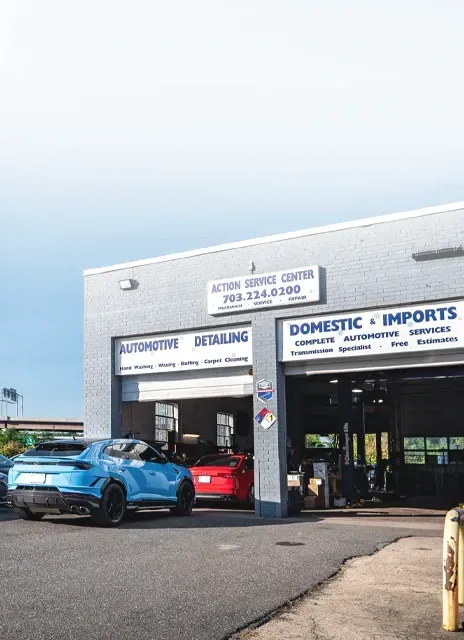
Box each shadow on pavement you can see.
[302,510,446,519]
[37,508,323,529]
[3,504,445,529]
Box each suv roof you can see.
[33,438,133,446]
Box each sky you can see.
[1,1,464,418]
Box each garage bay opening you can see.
[122,396,253,464]
[285,365,464,509]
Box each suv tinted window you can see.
[112,443,138,460]
[23,443,89,457]
[103,442,166,462]
[132,443,165,463]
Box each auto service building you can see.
[84,202,464,517]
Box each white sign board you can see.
[208,266,320,315]
[282,300,464,362]
[115,326,252,375]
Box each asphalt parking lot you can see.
[0,505,444,640]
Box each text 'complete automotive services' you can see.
[282,302,464,361]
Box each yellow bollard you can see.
[443,509,463,631]
[459,525,464,607]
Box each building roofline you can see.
[0,417,83,424]
[83,201,464,276]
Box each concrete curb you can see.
[225,536,410,640]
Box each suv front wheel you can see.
[170,482,194,516]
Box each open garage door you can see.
[122,367,253,402]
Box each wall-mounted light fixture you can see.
[248,260,255,273]
[412,246,464,262]
[119,279,135,291]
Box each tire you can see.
[15,507,44,521]
[91,483,126,527]
[170,482,194,517]
[247,484,255,509]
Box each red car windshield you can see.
[195,456,242,468]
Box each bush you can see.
[0,441,26,458]
[0,428,60,458]
[0,429,30,457]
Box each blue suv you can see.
[7,439,195,526]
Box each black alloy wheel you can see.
[107,488,124,521]
[92,483,126,527]
[170,482,194,516]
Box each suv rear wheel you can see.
[91,483,126,527]
[15,508,44,521]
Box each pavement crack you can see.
[309,614,324,640]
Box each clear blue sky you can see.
[1,1,463,417]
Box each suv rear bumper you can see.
[7,487,100,513]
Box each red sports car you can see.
[190,454,255,506]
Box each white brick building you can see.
[84,203,464,516]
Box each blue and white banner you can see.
[208,266,320,315]
[115,326,252,375]
[282,300,464,362]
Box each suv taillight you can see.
[75,462,93,470]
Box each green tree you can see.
[0,440,26,457]
[305,434,324,448]
[0,429,26,456]
[364,433,389,465]
[0,428,56,457]
[404,437,425,450]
